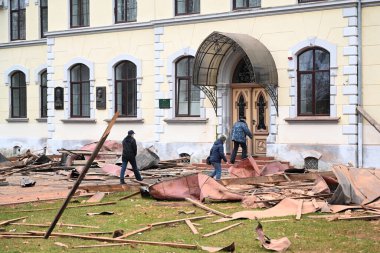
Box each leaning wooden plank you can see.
[202,222,242,237]
[85,192,106,203]
[0,216,27,226]
[296,199,304,220]
[3,201,116,213]
[118,191,140,201]
[185,198,231,218]
[185,219,199,235]
[219,171,335,186]
[10,222,99,229]
[0,235,46,239]
[44,112,119,239]
[149,215,214,227]
[117,226,152,239]
[73,243,130,249]
[357,106,380,133]
[29,231,198,249]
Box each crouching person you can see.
[209,135,229,180]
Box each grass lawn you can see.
[0,192,379,252]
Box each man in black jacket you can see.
[120,130,143,184]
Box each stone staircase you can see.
[192,154,293,171]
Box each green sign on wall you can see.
[159,99,171,109]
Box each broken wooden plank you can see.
[118,191,140,201]
[10,222,99,229]
[45,112,119,239]
[202,222,242,237]
[296,199,304,220]
[73,243,130,249]
[337,215,380,221]
[185,219,199,235]
[185,198,231,218]
[3,202,116,213]
[76,184,139,193]
[149,215,214,227]
[116,226,152,239]
[0,216,27,226]
[220,171,335,186]
[30,231,198,249]
[86,192,106,203]
[357,106,380,133]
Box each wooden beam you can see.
[0,216,27,226]
[149,215,214,227]
[118,191,140,201]
[30,231,198,249]
[76,183,139,193]
[73,243,130,249]
[185,219,199,235]
[202,222,242,237]
[357,106,380,133]
[219,171,335,186]
[44,113,120,239]
[3,201,116,213]
[10,222,99,229]
[86,192,106,203]
[338,215,380,221]
[116,226,152,239]
[185,198,231,218]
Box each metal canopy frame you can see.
[193,31,279,114]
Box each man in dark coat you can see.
[230,116,253,164]
[120,130,143,184]
[209,135,229,180]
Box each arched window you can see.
[70,64,90,117]
[175,56,200,117]
[11,71,27,118]
[40,70,48,118]
[115,61,137,117]
[297,47,330,116]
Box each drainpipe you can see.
[357,0,363,167]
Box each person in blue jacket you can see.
[209,135,229,180]
[230,116,253,164]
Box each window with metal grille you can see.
[304,157,318,170]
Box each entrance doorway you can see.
[231,86,269,156]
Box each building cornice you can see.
[44,0,376,38]
[0,39,46,49]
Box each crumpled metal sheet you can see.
[200,242,235,252]
[101,164,134,178]
[228,159,288,178]
[149,173,243,202]
[80,140,122,160]
[256,221,291,252]
[260,161,289,176]
[330,165,380,206]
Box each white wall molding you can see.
[34,64,48,85]
[4,65,30,85]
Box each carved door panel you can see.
[231,87,269,156]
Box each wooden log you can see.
[0,216,27,226]
[149,215,214,227]
[29,231,198,249]
[116,226,152,239]
[202,222,242,237]
[296,199,304,220]
[185,219,199,235]
[185,198,231,218]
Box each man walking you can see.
[120,130,143,184]
[230,116,253,164]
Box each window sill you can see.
[61,118,97,123]
[104,118,144,123]
[6,118,29,122]
[164,117,208,124]
[36,118,47,122]
[284,116,340,123]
